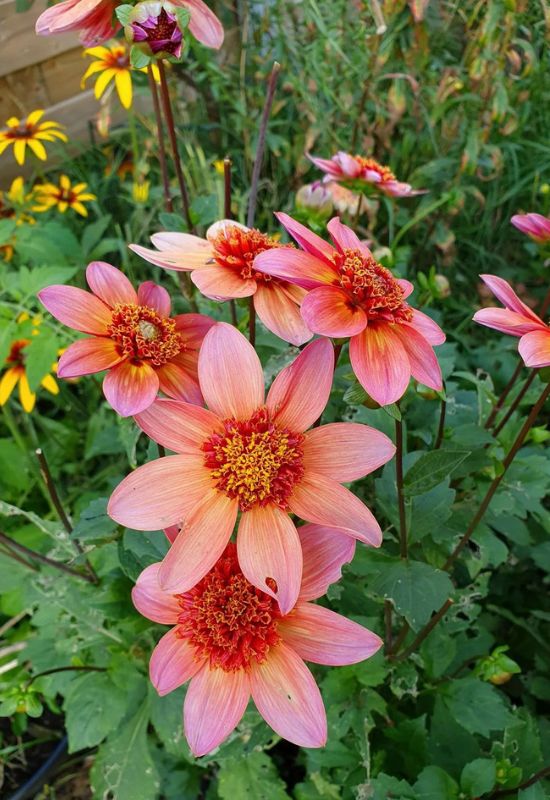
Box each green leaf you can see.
[158,212,185,231]
[130,45,152,69]
[17,264,78,296]
[443,678,514,736]
[150,686,188,758]
[64,672,128,751]
[119,529,168,581]
[114,3,133,24]
[403,448,471,496]
[343,381,368,406]
[414,766,458,799]
[382,402,402,421]
[0,218,17,244]
[90,702,160,800]
[371,560,453,629]
[81,214,112,256]
[217,753,292,800]
[71,497,117,543]
[460,758,496,796]
[22,331,60,392]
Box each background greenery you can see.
[1,0,549,797]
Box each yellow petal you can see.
[0,140,12,155]
[0,368,20,405]
[75,192,96,201]
[94,68,116,99]
[18,372,36,413]
[6,116,20,128]
[84,46,111,59]
[26,109,45,126]
[81,60,106,87]
[27,139,48,161]
[58,201,68,213]
[71,182,88,194]
[59,174,71,190]
[13,140,26,165]
[8,177,25,203]
[115,70,133,109]
[71,202,88,217]
[150,63,161,83]
[40,374,59,395]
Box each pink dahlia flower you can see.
[511,213,550,244]
[130,220,312,346]
[254,214,446,406]
[132,530,382,755]
[108,323,395,612]
[38,261,215,416]
[473,274,550,368]
[307,151,426,198]
[36,0,224,48]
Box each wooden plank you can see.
[0,0,81,76]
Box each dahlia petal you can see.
[102,359,159,416]
[56,337,123,378]
[164,525,180,543]
[280,603,382,666]
[250,643,327,748]
[150,627,204,696]
[158,490,237,593]
[206,219,249,240]
[274,212,336,261]
[473,308,544,337]
[289,473,382,546]
[184,667,249,757]
[518,329,550,368]
[410,308,446,344]
[349,325,411,406]
[254,249,337,290]
[86,261,137,307]
[174,313,216,349]
[336,151,363,177]
[398,279,415,299]
[137,281,171,317]
[237,506,302,615]
[306,153,344,179]
[327,216,372,257]
[156,361,203,405]
[381,180,427,197]
[199,322,264,420]
[480,274,544,324]
[394,325,443,391]
[301,285,367,337]
[108,456,211,530]
[298,524,356,602]
[135,398,222,452]
[129,242,209,272]
[191,265,257,300]
[511,213,550,242]
[38,285,112,335]
[253,284,312,346]
[151,231,211,252]
[303,422,395,482]
[132,562,181,624]
[176,0,224,48]
[266,338,334,432]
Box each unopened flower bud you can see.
[296,182,333,217]
[123,1,188,60]
[434,274,450,298]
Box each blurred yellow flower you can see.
[132,179,150,203]
[33,174,96,217]
[81,43,160,110]
[0,178,36,260]
[0,317,59,413]
[0,110,68,166]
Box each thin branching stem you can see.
[393,600,454,662]
[224,157,238,326]
[246,61,281,228]
[492,370,537,437]
[484,360,523,429]
[395,417,408,560]
[147,65,173,212]
[24,665,106,690]
[0,531,94,583]
[434,387,446,449]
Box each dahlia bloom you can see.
[511,213,550,244]
[133,529,382,755]
[108,323,395,612]
[307,151,426,198]
[254,214,445,406]
[130,220,312,346]
[38,261,215,416]
[125,2,184,59]
[473,274,550,368]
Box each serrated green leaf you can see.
[71,497,117,543]
[414,765,458,799]
[158,211,184,230]
[443,679,514,736]
[218,753,291,800]
[371,559,453,629]
[460,758,496,796]
[403,448,471,496]
[64,672,128,752]
[22,331,60,392]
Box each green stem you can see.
[392,192,451,249]
[395,417,408,559]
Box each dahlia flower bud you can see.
[295,182,333,217]
[119,1,189,61]
[434,274,451,299]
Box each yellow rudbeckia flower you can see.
[81,43,160,110]
[0,110,68,166]
[33,174,97,217]
[0,321,60,414]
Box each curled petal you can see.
[254,249,337,290]
[135,398,222,452]
[394,325,443,391]
[480,274,544,324]
[398,279,415,299]
[253,284,312,346]
[301,285,367,337]
[303,422,395,482]
[518,329,550,368]
[298,524,356,602]
[199,323,264,420]
[250,643,327,748]
[280,603,382,665]
[327,216,372,257]
[137,281,171,316]
[150,627,204,696]
[349,325,411,406]
[86,261,137,307]
[57,337,122,378]
[176,0,224,48]
[130,242,210,272]
[184,666,249,757]
[267,338,334,432]
[275,212,336,262]
[237,505,302,614]
[39,285,111,335]
[410,308,446,345]
[132,562,180,624]
[473,307,544,337]
[102,360,159,416]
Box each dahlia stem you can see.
[224,157,238,327]
[392,599,454,662]
[157,60,193,231]
[246,61,281,228]
[24,665,106,690]
[444,380,550,571]
[384,600,393,655]
[484,360,524,429]
[389,622,410,656]
[492,370,537,437]
[35,448,98,584]
[248,297,256,346]
[147,65,173,213]
[434,392,446,449]
[539,284,550,318]
[0,531,95,583]
[486,766,550,799]
[0,541,39,572]
[395,417,408,560]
